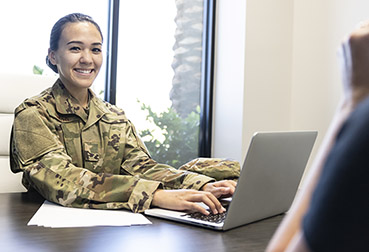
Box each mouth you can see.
[74,68,95,75]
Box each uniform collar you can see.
[52,79,108,126]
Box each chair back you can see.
[0,74,57,193]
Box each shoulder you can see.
[94,96,126,115]
[338,96,369,143]
[14,87,53,116]
[91,96,129,122]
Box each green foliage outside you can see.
[139,102,200,168]
[33,65,44,75]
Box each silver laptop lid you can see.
[223,131,317,230]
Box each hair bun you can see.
[45,56,58,73]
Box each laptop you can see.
[144,131,317,231]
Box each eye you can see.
[92,48,102,54]
[70,46,81,52]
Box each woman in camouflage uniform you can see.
[10,13,238,215]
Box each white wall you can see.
[213,0,294,163]
[212,0,247,162]
[242,0,294,158]
[213,0,369,168]
[290,0,369,172]
[291,0,369,139]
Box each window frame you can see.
[104,0,120,105]
[104,0,216,157]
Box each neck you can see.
[60,81,90,108]
[70,89,89,108]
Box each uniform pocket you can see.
[61,123,83,167]
[84,142,100,162]
[14,108,61,164]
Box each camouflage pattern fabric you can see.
[10,79,220,213]
[179,158,240,181]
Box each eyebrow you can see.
[67,41,102,46]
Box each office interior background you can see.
[1,0,369,189]
[213,0,369,173]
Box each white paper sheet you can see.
[28,200,152,228]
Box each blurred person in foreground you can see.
[266,21,369,252]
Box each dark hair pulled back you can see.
[46,13,103,73]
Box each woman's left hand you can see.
[201,180,237,198]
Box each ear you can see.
[48,48,57,65]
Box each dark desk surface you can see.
[0,192,282,252]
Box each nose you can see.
[79,49,93,64]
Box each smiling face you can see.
[48,21,103,96]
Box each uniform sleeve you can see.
[120,120,215,191]
[11,106,162,213]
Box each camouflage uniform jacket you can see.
[10,79,215,212]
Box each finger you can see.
[229,180,237,187]
[188,192,219,214]
[201,192,226,214]
[213,180,237,189]
[223,181,237,195]
[200,193,221,214]
[185,201,210,215]
[217,181,237,194]
[181,194,212,215]
[223,180,237,188]
[227,184,236,195]
[210,187,232,198]
[188,192,224,214]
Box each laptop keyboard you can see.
[184,212,227,223]
[182,199,230,223]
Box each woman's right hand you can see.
[151,189,226,215]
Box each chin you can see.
[74,77,96,88]
[80,82,95,89]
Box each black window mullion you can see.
[199,0,216,157]
[104,0,120,104]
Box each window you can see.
[113,0,214,167]
[1,0,215,168]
